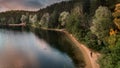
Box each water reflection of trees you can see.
[34,28,85,68]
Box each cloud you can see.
[24,0,43,8]
[0,0,68,12]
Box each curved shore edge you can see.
[63,31,100,68]
[41,28,100,68]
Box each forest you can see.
[0,0,120,68]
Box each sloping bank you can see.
[41,28,100,68]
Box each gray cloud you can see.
[25,0,43,8]
[0,0,69,12]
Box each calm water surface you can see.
[0,28,85,68]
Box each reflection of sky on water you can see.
[0,29,75,68]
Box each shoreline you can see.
[41,28,100,68]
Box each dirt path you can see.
[8,23,26,26]
[41,28,100,68]
[0,23,26,27]
[64,31,100,68]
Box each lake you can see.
[0,28,85,68]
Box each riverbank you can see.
[63,31,100,68]
[41,28,100,68]
[0,23,26,27]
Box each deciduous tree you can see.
[39,13,50,28]
[21,15,27,23]
[113,4,120,30]
[59,11,69,27]
[90,6,112,39]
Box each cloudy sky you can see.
[0,0,68,12]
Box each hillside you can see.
[0,0,120,68]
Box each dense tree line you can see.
[0,11,35,24]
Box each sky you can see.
[0,0,68,12]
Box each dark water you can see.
[0,28,85,68]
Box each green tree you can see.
[39,13,50,28]
[49,10,59,28]
[66,4,83,30]
[29,14,38,27]
[90,6,112,40]
[59,11,69,27]
[8,17,14,24]
[21,15,27,23]
[0,17,6,24]
[66,5,87,41]
[99,37,120,68]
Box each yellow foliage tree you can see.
[109,28,117,36]
[113,4,120,30]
